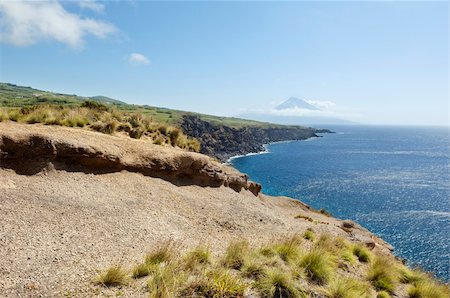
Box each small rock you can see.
[342,220,355,229]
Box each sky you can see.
[0,1,448,126]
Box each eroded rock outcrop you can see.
[0,122,261,195]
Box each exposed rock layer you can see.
[0,122,261,195]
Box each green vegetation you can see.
[0,103,200,152]
[367,255,399,293]
[352,244,371,263]
[302,229,315,241]
[256,269,305,298]
[94,265,128,287]
[321,276,370,298]
[93,235,449,298]
[299,249,334,284]
[0,82,283,129]
[376,290,391,298]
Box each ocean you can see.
[231,125,450,281]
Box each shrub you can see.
[222,240,249,270]
[352,244,371,263]
[129,127,144,139]
[80,100,109,111]
[256,269,304,298]
[94,265,128,287]
[367,255,398,293]
[117,122,132,132]
[299,249,334,284]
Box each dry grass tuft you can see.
[256,269,304,298]
[367,255,398,293]
[321,276,371,298]
[352,244,371,263]
[299,249,334,285]
[222,239,250,270]
[145,240,178,266]
[94,265,128,287]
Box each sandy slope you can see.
[0,123,391,297]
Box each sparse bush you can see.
[80,100,109,111]
[94,265,128,287]
[117,122,132,132]
[129,127,144,139]
[256,269,304,298]
[299,249,334,284]
[367,255,398,293]
[222,239,250,270]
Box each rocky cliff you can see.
[180,115,332,161]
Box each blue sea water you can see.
[231,126,450,281]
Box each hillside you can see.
[1,123,447,297]
[0,83,332,161]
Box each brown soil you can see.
[0,122,393,297]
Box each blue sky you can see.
[0,1,448,125]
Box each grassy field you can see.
[0,82,281,129]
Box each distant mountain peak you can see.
[275,97,319,111]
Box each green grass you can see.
[256,269,304,298]
[376,291,391,298]
[303,229,315,241]
[222,239,250,270]
[94,265,128,287]
[367,255,398,293]
[299,249,335,285]
[272,235,302,263]
[92,236,449,297]
[0,104,201,152]
[321,276,370,298]
[352,244,371,263]
[183,246,211,270]
[407,280,450,298]
[145,241,177,266]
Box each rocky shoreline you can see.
[180,115,333,161]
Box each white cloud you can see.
[128,53,150,65]
[0,0,116,48]
[242,98,363,121]
[78,0,105,13]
